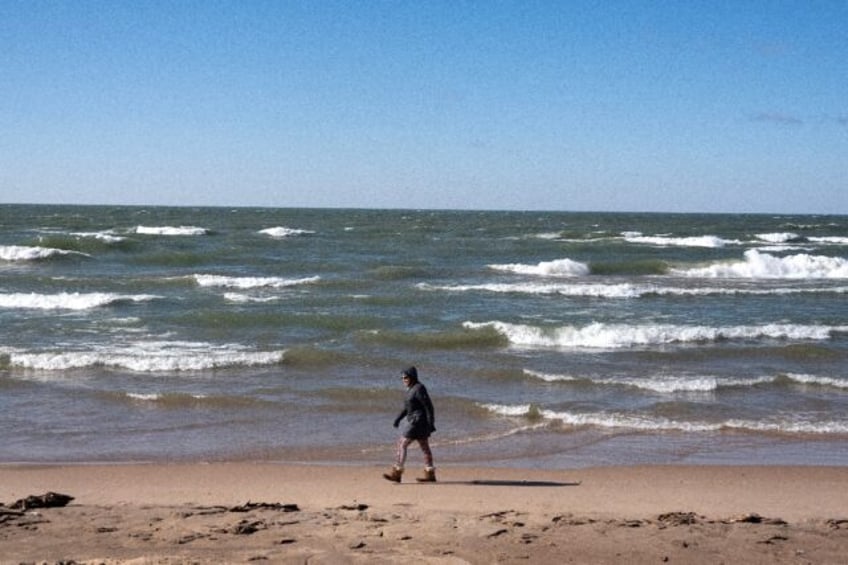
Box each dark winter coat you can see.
[394,382,435,439]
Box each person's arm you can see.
[421,388,435,432]
[393,409,407,428]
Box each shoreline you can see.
[2,463,847,563]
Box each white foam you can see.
[757,245,810,253]
[533,232,563,240]
[70,231,125,243]
[786,373,848,389]
[523,369,775,392]
[601,375,775,393]
[464,320,848,349]
[482,403,535,417]
[258,226,315,238]
[420,281,639,297]
[420,282,848,298]
[126,392,207,401]
[194,274,320,289]
[135,225,208,236]
[488,258,590,277]
[0,292,159,311]
[756,232,801,244]
[9,340,286,372]
[674,250,848,279]
[724,419,848,435]
[481,403,848,434]
[0,245,87,261]
[223,292,280,303]
[126,393,161,401]
[623,234,737,248]
[522,369,580,382]
[809,236,848,245]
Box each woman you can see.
[383,366,436,483]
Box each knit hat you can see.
[402,366,418,380]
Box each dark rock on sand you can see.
[10,492,74,510]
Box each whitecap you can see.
[786,373,848,389]
[463,320,848,349]
[809,236,848,245]
[522,369,775,393]
[126,393,161,401]
[258,226,315,238]
[135,225,208,236]
[522,369,580,382]
[623,234,737,248]
[756,232,802,244]
[223,292,280,303]
[9,340,286,372]
[70,231,125,243]
[533,232,562,240]
[674,250,848,279]
[194,274,320,289]
[0,292,159,310]
[480,403,848,434]
[420,282,848,298]
[481,403,536,417]
[488,258,590,277]
[0,245,88,261]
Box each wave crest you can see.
[623,233,737,248]
[9,341,286,372]
[488,258,590,277]
[481,403,848,434]
[258,226,315,238]
[0,245,88,261]
[0,292,158,310]
[420,282,848,298]
[675,250,848,279]
[135,226,209,236]
[464,320,847,349]
[194,274,320,289]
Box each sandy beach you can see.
[1,463,847,564]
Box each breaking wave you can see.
[8,341,286,372]
[522,369,775,393]
[0,245,89,261]
[809,236,848,245]
[756,232,803,244]
[258,226,315,238]
[523,369,847,392]
[135,226,209,236]
[223,292,280,303]
[193,274,321,289]
[674,250,848,279]
[488,258,590,277]
[122,392,271,408]
[0,292,159,310]
[622,233,738,248]
[481,403,848,434]
[463,321,848,349]
[419,282,848,298]
[70,230,126,243]
[784,373,848,389]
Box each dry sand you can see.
[2,463,847,564]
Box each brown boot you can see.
[382,466,403,483]
[416,467,436,483]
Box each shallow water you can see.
[1,205,846,466]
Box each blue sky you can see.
[2,1,846,213]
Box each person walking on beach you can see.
[383,366,437,483]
